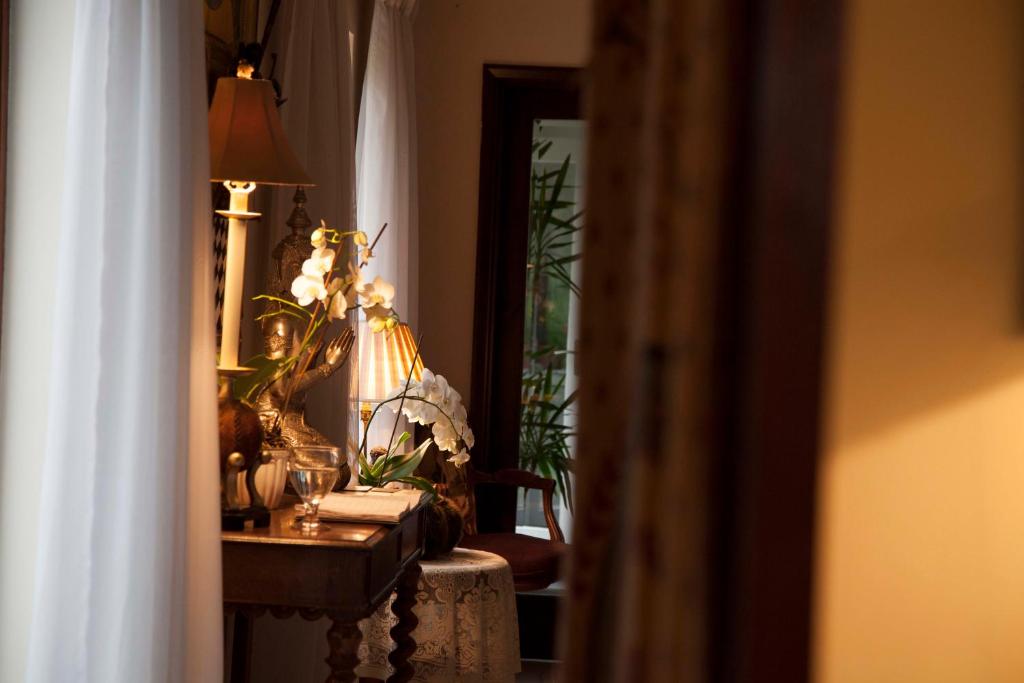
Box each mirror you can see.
[517,118,585,537]
[470,65,583,534]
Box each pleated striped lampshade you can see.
[355,322,424,403]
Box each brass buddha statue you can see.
[267,187,314,300]
[254,314,352,448]
[256,188,354,458]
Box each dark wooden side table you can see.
[222,503,426,683]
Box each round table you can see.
[357,548,521,682]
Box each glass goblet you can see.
[287,446,342,532]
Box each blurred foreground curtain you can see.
[562,0,732,680]
[24,1,222,681]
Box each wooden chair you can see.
[457,467,567,592]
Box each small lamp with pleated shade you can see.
[355,322,423,434]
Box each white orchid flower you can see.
[432,419,459,453]
[421,369,451,405]
[367,313,398,333]
[408,398,440,425]
[451,400,468,431]
[344,262,363,307]
[443,387,464,416]
[385,381,438,425]
[357,276,395,310]
[302,247,335,277]
[460,425,475,450]
[310,227,327,249]
[291,273,328,306]
[327,290,347,320]
[447,449,470,467]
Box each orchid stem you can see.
[376,335,424,480]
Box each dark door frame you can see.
[470,64,582,532]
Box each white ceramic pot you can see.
[236,448,290,509]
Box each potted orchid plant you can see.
[357,366,475,557]
[357,366,475,493]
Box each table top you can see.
[420,547,510,573]
[222,507,391,549]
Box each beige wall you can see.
[414,0,590,397]
[815,1,1024,681]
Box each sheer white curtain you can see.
[356,0,418,329]
[25,1,222,681]
[355,0,418,452]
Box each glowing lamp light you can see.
[355,322,423,430]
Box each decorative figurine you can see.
[257,196,357,487]
[266,187,314,300]
[254,314,354,450]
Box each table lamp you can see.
[356,322,424,432]
[209,62,313,374]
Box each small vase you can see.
[237,448,290,509]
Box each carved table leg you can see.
[387,561,422,683]
[324,617,362,683]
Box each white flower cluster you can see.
[288,222,397,332]
[386,368,474,467]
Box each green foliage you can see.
[519,351,576,511]
[518,136,583,511]
[232,353,295,404]
[358,433,436,500]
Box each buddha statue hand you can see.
[324,326,355,369]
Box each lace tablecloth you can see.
[357,548,521,682]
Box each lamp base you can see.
[215,208,261,221]
[217,365,257,378]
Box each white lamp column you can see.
[216,181,259,372]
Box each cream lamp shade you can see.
[356,322,424,404]
[208,76,313,186]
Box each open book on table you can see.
[298,488,430,524]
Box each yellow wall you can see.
[414,0,590,397]
[815,1,1024,681]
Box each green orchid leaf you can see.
[392,431,412,452]
[253,294,313,317]
[231,354,293,404]
[358,450,374,485]
[380,439,432,482]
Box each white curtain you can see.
[356,0,418,330]
[25,1,222,681]
[355,0,418,453]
